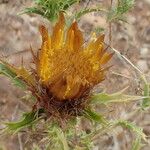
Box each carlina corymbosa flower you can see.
[1,13,113,122]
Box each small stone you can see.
[140,47,149,56]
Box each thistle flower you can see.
[1,13,113,121]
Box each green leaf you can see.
[131,136,143,150]
[20,7,44,16]
[47,124,69,150]
[142,84,150,108]
[90,88,143,105]
[21,0,79,22]
[0,63,27,89]
[107,0,135,22]
[141,75,150,109]
[55,128,69,150]
[83,109,108,125]
[75,7,106,20]
[5,110,43,132]
[116,120,146,150]
[116,120,147,142]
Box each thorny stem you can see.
[105,40,150,105]
[109,23,112,45]
[111,71,139,81]
[109,0,113,46]
[111,47,143,74]
[106,40,143,76]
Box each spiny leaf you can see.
[66,7,106,27]
[21,7,44,16]
[83,109,108,125]
[90,88,143,105]
[5,111,37,132]
[0,63,27,89]
[131,136,143,150]
[55,128,69,150]
[107,0,135,22]
[75,7,106,20]
[142,84,150,108]
[21,0,79,22]
[141,75,150,109]
[47,124,69,150]
[116,120,147,142]
[5,109,44,133]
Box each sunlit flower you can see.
[37,13,113,100]
[2,13,113,119]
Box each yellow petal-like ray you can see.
[37,13,113,100]
[0,60,35,86]
[38,25,51,83]
[51,12,65,49]
[65,22,83,51]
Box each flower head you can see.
[2,13,113,120]
[37,13,113,101]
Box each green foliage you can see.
[46,124,69,150]
[116,120,146,141]
[66,7,106,27]
[107,0,135,22]
[44,122,94,150]
[79,133,94,150]
[141,76,150,109]
[131,136,142,150]
[74,7,106,20]
[6,111,36,132]
[0,62,27,89]
[83,109,108,125]
[90,88,143,105]
[143,83,150,108]
[5,109,44,132]
[116,120,146,150]
[21,0,79,22]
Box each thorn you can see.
[30,45,37,61]
[21,56,24,68]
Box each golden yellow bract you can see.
[37,13,113,100]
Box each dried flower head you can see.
[2,13,113,121]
